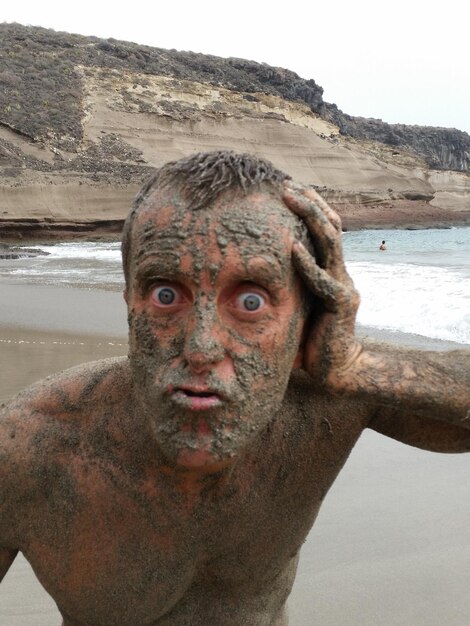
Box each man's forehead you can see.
[129,190,299,281]
[134,188,297,235]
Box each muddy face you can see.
[126,186,307,471]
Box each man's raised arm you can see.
[332,339,470,450]
[282,184,470,451]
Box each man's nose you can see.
[184,304,225,373]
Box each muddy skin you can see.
[127,188,306,470]
[0,178,469,626]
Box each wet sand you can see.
[1,283,469,625]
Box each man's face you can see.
[126,186,307,471]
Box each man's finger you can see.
[283,181,341,231]
[303,188,342,232]
[292,242,344,312]
[282,187,342,273]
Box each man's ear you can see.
[293,344,304,369]
[292,316,309,370]
[123,289,128,304]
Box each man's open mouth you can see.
[169,386,224,410]
[180,389,215,398]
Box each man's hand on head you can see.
[282,182,362,390]
[282,182,470,431]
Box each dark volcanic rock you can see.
[324,106,470,171]
[0,244,51,259]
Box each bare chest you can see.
[18,398,367,624]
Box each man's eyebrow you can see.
[243,254,288,286]
[134,256,184,282]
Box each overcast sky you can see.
[2,0,469,134]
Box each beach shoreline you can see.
[0,281,466,403]
[0,280,466,404]
[1,280,465,347]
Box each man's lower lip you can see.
[170,391,223,410]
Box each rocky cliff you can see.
[324,108,470,173]
[0,22,469,238]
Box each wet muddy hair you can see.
[122,150,291,285]
[137,150,289,211]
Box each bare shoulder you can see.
[285,370,373,430]
[0,357,131,534]
[1,355,131,427]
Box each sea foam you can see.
[348,261,469,344]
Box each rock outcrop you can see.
[325,109,470,172]
[0,243,50,259]
[0,22,468,238]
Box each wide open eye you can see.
[235,291,265,312]
[151,286,181,307]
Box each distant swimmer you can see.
[379,240,386,251]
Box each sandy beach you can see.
[1,283,469,625]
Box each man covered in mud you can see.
[0,150,469,625]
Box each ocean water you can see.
[343,228,469,345]
[0,228,469,344]
[0,241,124,291]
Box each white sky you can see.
[2,0,469,134]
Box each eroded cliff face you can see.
[0,23,468,238]
[325,108,470,172]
